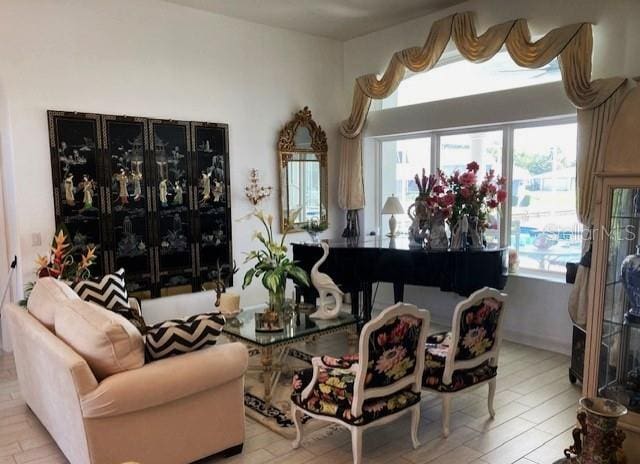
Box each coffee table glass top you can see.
[223,307,357,347]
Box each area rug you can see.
[243,347,337,439]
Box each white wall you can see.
[0,0,344,316]
[341,0,640,354]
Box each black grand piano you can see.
[293,236,508,322]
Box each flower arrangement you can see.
[242,211,310,309]
[35,229,97,282]
[420,162,507,230]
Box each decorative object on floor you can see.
[310,241,343,320]
[422,286,507,437]
[145,312,226,361]
[508,248,520,273]
[243,210,310,329]
[382,194,404,237]
[301,218,327,243]
[291,302,430,464]
[621,245,640,323]
[563,397,627,464]
[244,168,272,207]
[278,107,328,233]
[48,111,233,299]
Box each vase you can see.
[408,199,429,248]
[450,215,468,251]
[468,215,485,250]
[621,246,640,323]
[565,397,627,464]
[307,231,319,243]
[268,283,286,314]
[429,211,448,250]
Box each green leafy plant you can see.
[242,210,310,294]
[301,219,328,234]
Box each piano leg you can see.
[393,282,404,303]
[362,283,373,322]
[350,290,360,319]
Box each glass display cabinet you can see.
[585,178,640,434]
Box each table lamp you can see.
[382,194,405,237]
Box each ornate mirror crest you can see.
[278,107,328,233]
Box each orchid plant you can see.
[242,211,309,305]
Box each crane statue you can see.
[310,241,344,320]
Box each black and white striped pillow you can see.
[145,313,225,361]
[73,268,130,311]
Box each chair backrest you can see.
[351,303,430,417]
[443,287,508,384]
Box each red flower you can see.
[433,185,444,194]
[459,171,477,187]
[466,161,480,172]
[443,193,455,206]
[497,190,507,203]
[487,199,499,208]
[460,187,473,199]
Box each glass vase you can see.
[268,283,286,314]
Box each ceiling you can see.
[162,0,466,40]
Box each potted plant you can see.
[301,218,328,243]
[242,210,310,329]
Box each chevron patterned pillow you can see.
[145,313,226,361]
[73,268,130,311]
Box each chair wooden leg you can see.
[291,404,303,449]
[442,395,451,438]
[410,405,421,449]
[351,427,363,464]
[488,378,497,418]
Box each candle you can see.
[219,292,240,316]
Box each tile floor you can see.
[0,332,581,464]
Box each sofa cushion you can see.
[145,313,225,361]
[27,277,80,330]
[54,299,145,380]
[73,269,147,334]
[73,268,130,311]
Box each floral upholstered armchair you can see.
[291,303,430,464]
[422,286,508,437]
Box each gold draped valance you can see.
[338,10,627,226]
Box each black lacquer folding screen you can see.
[48,111,232,298]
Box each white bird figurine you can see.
[310,241,344,320]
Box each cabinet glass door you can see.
[104,117,153,298]
[48,112,105,274]
[598,187,640,413]
[149,120,194,296]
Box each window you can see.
[440,130,503,248]
[373,119,579,276]
[381,137,431,234]
[376,50,561,111]
[511,123,581,273]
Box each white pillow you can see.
[27,277,80,330]
[54,299,145,380]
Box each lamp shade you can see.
[382,195,404,215]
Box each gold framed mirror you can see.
[278,107,328,233]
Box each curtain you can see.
[338,11,627,216]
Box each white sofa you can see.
[5,278,248,464]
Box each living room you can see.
[1,0,639,463]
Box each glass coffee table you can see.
[223,306,359,405]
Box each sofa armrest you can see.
[80,342,248,418]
